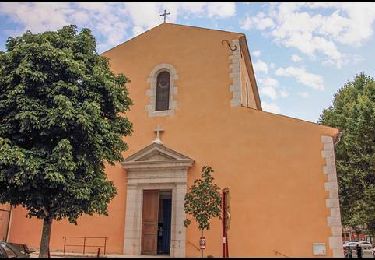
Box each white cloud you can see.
[261,86,277,100]
[262,101,281,114]
[241,12,274,30]
[259,77,278,88]
[123,3,163,36]
[253,59,269,75]
[206,2,236,18]
[0,2,237,52]
[275,66,324,90]
[257,77,289,100]
[253,60,291,100]
[123,2,236,37]
[258,78,277,101]
[0,2,71,32]
[280,89,289,98]
[298,92,310,98]
[291,54,302,62]
[240,17,252,30]
[252,50,261,57]
[240,3,375,68]
[0,2,131,52]
[307,3,375,46]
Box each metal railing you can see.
[63,236,108,256]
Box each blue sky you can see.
[1,2,375,123]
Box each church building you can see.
[1,23,343,257]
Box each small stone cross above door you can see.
[153,125,164,144]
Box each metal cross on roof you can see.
[160,9,170,23]
[153,125,164,144]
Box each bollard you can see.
[97,247,101,258]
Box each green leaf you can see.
[184,166,222,231]
[0,25,132,224]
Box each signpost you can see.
[200,235,206,258]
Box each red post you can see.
[97,247,101,258]
[222,189,226,258]
[226,232,229,258]
[222,188,230,258]
[63,237,66,255]
[83,237,86,255]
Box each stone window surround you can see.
[228,39,241,107]
[146,64,178,117]
[321,135,344,258]
[122,143,194,257]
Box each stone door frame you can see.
[122,142,194,257]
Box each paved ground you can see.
[30,252,170,258]
[346,249,374,258]
[30,250,375,258]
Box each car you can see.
[358,241,373,250]
[358,241,372,245]
[343,241,373,250]
[343,241,359,249]
[0,241,32,258]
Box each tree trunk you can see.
[39,217,52,258]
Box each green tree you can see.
[0,25,132,257]
[319,73,375,237]
[184,166,222,257]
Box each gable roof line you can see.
[240,106,339,134]
[100,23,242,56]
[238,34,262,110]
[164,22,242,36]
[101,23,164,56]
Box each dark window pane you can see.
[156,71,170,111]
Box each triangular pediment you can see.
[122,142,194,170]
[135,149,176,162]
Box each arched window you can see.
[155,71,170,111]
[146,64,177,117]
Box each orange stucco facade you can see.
[5,23,343,257]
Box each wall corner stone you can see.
[228,39,241,107]
[321,135,344,258]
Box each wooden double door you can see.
[141,190,172,255]
[0,207,11,241]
